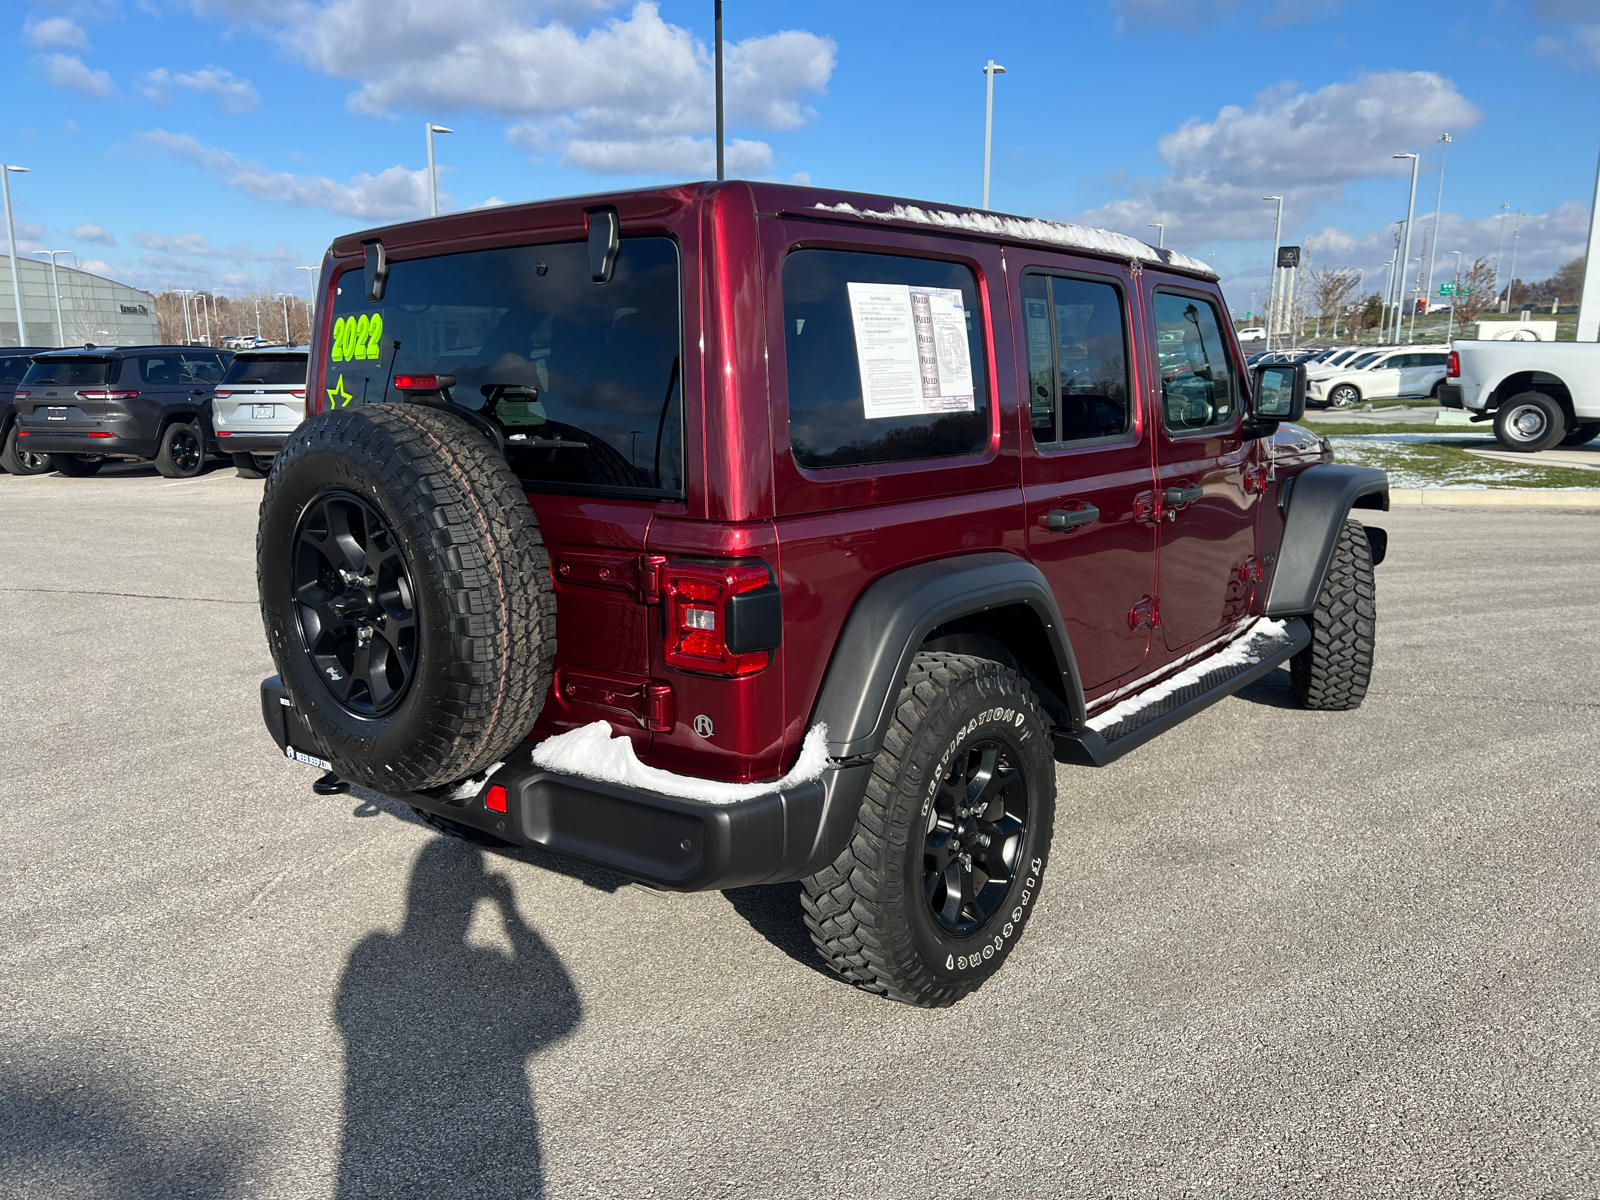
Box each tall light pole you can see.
[1422,133,1450,333]
[276,293,292,344]
[1378,256,1396,344]
[1493,201,1511,312]
[1446,249,1463,342]
[1402,256,1421,343]
[177,289,194,344]
[425,122,452,217]
[714,0,724,182]
[1505,211,1525,311]
[1263,195,1283,351]
[1580,136,1600,343]
[1147,222,1165,249]
[252,296,261,341]
[2,164,30,346]
[1393,152,1420,343]
[35,250,69,345]
[201,291,212,345]
[295,265,318,343]
[981,60,1006,211]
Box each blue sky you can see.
[6,0,1599,315]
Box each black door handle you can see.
[1047,505,1099,532]
[1164,485,1204,506]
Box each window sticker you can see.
[326,374,353,407]
[330,312,383,363]
[846,282,975,420]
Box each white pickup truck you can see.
[1440,341,1600,451]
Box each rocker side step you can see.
[1054,618,1311,767]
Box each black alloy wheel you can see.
[171,428,202,472]
[923,737,1029,936]
[292,490,418,717]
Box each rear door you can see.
[1145,286,1259,654]
[1404,351,1447,397]
[1013,258,1156,694]
[23,356,116,430]
[1362,353,1404,400]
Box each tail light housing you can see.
[661,562,781,677]
[76,390,139,401]
[213,389,234,398]
[393,374,455,393]
[1446,351,1459,379]
[13,390,28,400]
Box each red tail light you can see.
[485,784,508,813]
[213,389,234,398]
[393,374,455,392]
[661,562,779,677]
[1446,351,1459,379]
[13,390,28,400]
[290,389,305,398]
[76,390,139,401]
[86,431,115,438]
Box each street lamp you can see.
[295,265,318,344]
[425,122,453,217]
[714,0,725,182]
[1493,202,1511,312]
[1393,153,1420,343]
[1148,222,1165,249]
[981,61,1006,211]
[34,250,70,345]
[1505,211,1526,311]
[2,164,30,346]
[252,296,261,341]
[276,293,293,344]
[1446,250,1463,342]
[1422,133,1450,334]
[1263,195,1283,351]
[176,289,194,344]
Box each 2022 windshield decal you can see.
[330,313,383,363]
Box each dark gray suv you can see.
[15,345,230,477]
[0,347,51,474]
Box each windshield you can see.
[1346,352,1381,369]
[20,358,114,388]
[222,354,307,386]
[324,236,682,497]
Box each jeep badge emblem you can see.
[693,714,714,738]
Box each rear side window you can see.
[1420,353,1447,366]
[1152,293,1236,434]
[137,354,225,385]
[1020,273,1130,444]
[222,354,307,386]
[0,356,33,387]
[782,248,988,469]
[326,237,683,497]
[20,358,112,388]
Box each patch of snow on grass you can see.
[812,202,1215,277]
[1087,620,1289,733]
[531,721,831,805]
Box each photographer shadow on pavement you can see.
[335,837,581,1200]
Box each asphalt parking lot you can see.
[1,464,1596,1199]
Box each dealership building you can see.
[0,254,158,347]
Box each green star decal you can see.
[326,374,353,408]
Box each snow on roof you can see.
[811,201,1216,279]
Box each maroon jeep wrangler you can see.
[256,183,1387,1007]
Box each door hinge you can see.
[1238,556,1265,583]
[1133,489,1165,524]
[1128,595,1160,630]
[1243,464,1271,494]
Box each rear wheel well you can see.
[1489,372,1573,420]
[921,606,1073,727]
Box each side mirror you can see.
[1251,361,1305,423]
[586,208,620,284]
[363,240,389,303]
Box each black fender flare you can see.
[1265,464,1389,617]
[787,552,1085,881]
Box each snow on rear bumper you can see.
[259,675,870,890]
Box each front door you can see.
[1015,261,1156,695]
[1146,288,1259,653]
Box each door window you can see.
[782,248,988,469]
[135,354,221,385]
[1020,274,1130,444]
[1152,293,1236,434]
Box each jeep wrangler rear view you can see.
[256,183,1388,1008]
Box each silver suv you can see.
[209,347,308,476]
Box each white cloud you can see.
[1534,24,1600,69]
[13,221,46,254]
[77,258,114,276]
[1071,70,1483,244]
[42,53,115,96]
[131,230,298,261]
[72,224,117,245]
[508,122,773,175]
[137,129,442,219]
[24,16,89,48]
[189,0,833,177]
[138,66,260,112]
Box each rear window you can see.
[326,237,682,497]
[136,353,226,385]
[222,354,307,386]
[0,355,34,387]
[20,358,113,388]
[782,248,989,469]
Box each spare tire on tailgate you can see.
[258,402,556,790]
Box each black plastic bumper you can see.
[1437,383,1463,409]
[214,432,287,454]
[260,676,870,891]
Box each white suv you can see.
[208,347,307,475]
[1307,348,1450,408]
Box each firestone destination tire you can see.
[258,402,557,791]
[1291,519,1376,711]
[801,653,1056,1008]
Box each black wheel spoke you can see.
[923,733,1031,937]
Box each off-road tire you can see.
[258,402,557,790]
[1292,519,1376,710]
[1328,384,1360,409]
[0,427,52,475]
[1560,422,1600,447]
[408,805,513,848]
[51,454,103,477]
[1493,391,1566,453]
[800,653,1056,1007]
[155,421,206,478]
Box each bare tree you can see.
[1308,267,1361,338]
[1453,257,1498,327]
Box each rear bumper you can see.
[1437,384,1463,409]
[214,431,287,454]
[260,675,870,891]
[17,430,156,457]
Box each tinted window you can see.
[137,353,225,385]
[1420,353,1447,366]
[1020,273,1130,444]
[1347,352,1381,369]
[783,248,988,469]
[1152,293,1236,433]
[326,238,682,497]
[20,358,112,388]
[222,354,307,386]
[0,355,34,387]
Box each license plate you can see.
[253,404,275,419]
[46,407,67,421]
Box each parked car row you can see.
[1241,345,1451,408]
[0,344,307,479]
